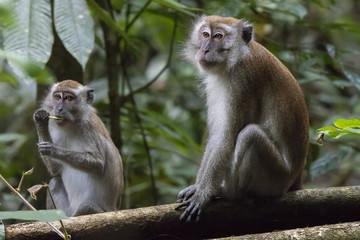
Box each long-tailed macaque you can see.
[176,16,309,222]
[34,80,123,216]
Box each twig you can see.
[119,47,158,204]
[116,4,182,205]
[126,0,152,31]
[48,187,70,240]
[0,174,65,239]
[122,13,178,101]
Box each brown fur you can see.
[204,15,240,26]
[54,79,83,92]
[176,15,309,223]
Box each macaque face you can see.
[197,25,228,69]
[44,80,93,125]
[188,16,251,73]
[50,90,78,124]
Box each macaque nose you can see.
[57,103,64,112]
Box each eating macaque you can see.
[176,15,309,222]
[34,80,123,216]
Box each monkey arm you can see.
[34,109,63,176]
[195,142,214,183]
[198,144,233,195]
[38,142,105,176]
[177,141,218,202]
[176,142,234,222]
[33,109,52,143]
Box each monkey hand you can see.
[175,190,212,223]
[176,184,197,203]
[34,109,50,122]
[38,142,55,156]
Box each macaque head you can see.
[185,15,253,73]
[44,80,94,125]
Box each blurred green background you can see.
[1,0,360,212]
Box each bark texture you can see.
[216,222,360,240]
[5,186,360,240]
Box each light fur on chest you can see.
[204,75,229,139]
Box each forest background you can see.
[0,0,360,213]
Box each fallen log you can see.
[4,186,360,240]
[215,221,360,240]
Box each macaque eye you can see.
[64,95,74,101]
[202,32,210,38]
[54,94,61,100]
[214,33,224,40]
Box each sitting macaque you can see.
[176,16,309,222]
[34,80,123,216]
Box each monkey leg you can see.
[226,124,292,199]
[73,202,104,216]
[47,177,70,215]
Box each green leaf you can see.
[332,79,353,88]
[3,0,53,64]
[0,71,17,86]
[86,0,129,41]
[310,147,351,178]
[110,0,124,11]
[258,1,307,19]
[334,128,360,139]
[1,0,54,84]
[0,50,53,84]
[0,0,14,28]
[54,0,94,70]
[334,119,360,129]
[325,44,336,58]
[283,2,307,19]
[0,133,25,143]
[152,0,199,16]
[334,131,350,139]
[317,126,338,137]
[0,210,67,222]
[343,70,360,91]
[0,220,4,240]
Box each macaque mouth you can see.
[200,59,217,67]
[48,115,65,121]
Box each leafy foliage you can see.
[3,0,53,63]
[2,0,53,84]
[54,0,94,70]
[318,119,360,139]
[0,210,67,222]
[310,146,352,179]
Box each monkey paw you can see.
[175,192,211,223]
[38,142,54,156]
[176,184,197,203]
[34,109,49,121]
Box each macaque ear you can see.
[242,25,253,44]
[87,89,94,104]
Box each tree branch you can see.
[5,186,360,240]
[223,222,360,240]
[98,0,122,149]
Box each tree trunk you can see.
[5,186,360,240]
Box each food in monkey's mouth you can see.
[48,115,64,120]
